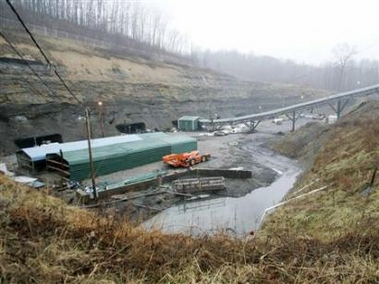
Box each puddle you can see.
[143,144,300,237]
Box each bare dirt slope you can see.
[0,30,331,154]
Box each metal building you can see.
[16,134,142,173]
[17,132,197,181]
[178,116,201,131]
[46,139,172,181]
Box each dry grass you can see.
[261,101,379,264]
[0,176,259,283]
[1,173,379,283]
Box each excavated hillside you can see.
[0,29,330,154]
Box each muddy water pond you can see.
[143,145,301,236]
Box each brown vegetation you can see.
[1,175,259,283]
[261,100,379,260]
[1,173,379,283]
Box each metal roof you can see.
[159,135,196,144]
[159,135,197,154]
[59,134,196,165]
[60,139,171,165]
[178,116,201,121]
[136,132,169,139]
[45,133,197,181]
[18,134,150,162]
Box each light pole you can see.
[98,101,104,137]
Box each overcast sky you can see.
[156,0,379,65]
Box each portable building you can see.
[178,116,200,131]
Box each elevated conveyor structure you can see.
[199,84,379,132]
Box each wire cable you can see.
[0,30,56,100]
[5,0,83,105]
[2,61,51,101]
[5,0,52,65]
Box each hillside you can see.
[263,100,379,239]
[0,29,330,154]
[1,100,379,282]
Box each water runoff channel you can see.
[142,136,301,237]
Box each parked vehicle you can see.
[162,150,211,168]
[214,130,228,136]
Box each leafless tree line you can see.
[193,44,379,91]
[2,1,377,91]
[5,0,191,55]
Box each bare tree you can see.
[332,43,357,91]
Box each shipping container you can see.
[178,116,200,131]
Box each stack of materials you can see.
[173,176,226,193]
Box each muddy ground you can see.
[81,118,318,222]
[0,117,322,222]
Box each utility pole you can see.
[85,107,97,199]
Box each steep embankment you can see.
[264,100,379,241]
[0,29,330,154]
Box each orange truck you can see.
[162,150,211,168]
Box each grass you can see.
[262,101,379,241]
[2,172,379,283]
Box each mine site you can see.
[1,0,379,283]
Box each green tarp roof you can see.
[61,139,170,165]
[178,116,200,121]
[48,132,198,181]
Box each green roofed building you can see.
[45,132,197,181]
[178,116,200,131]
[160,135,197,154]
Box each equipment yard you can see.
[0,117,308,222]
[62,120,299,221]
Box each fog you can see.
[165,0,379,64]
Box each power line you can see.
[5,0,83,105]
[0,30,56,100]
[2,61,51,101]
